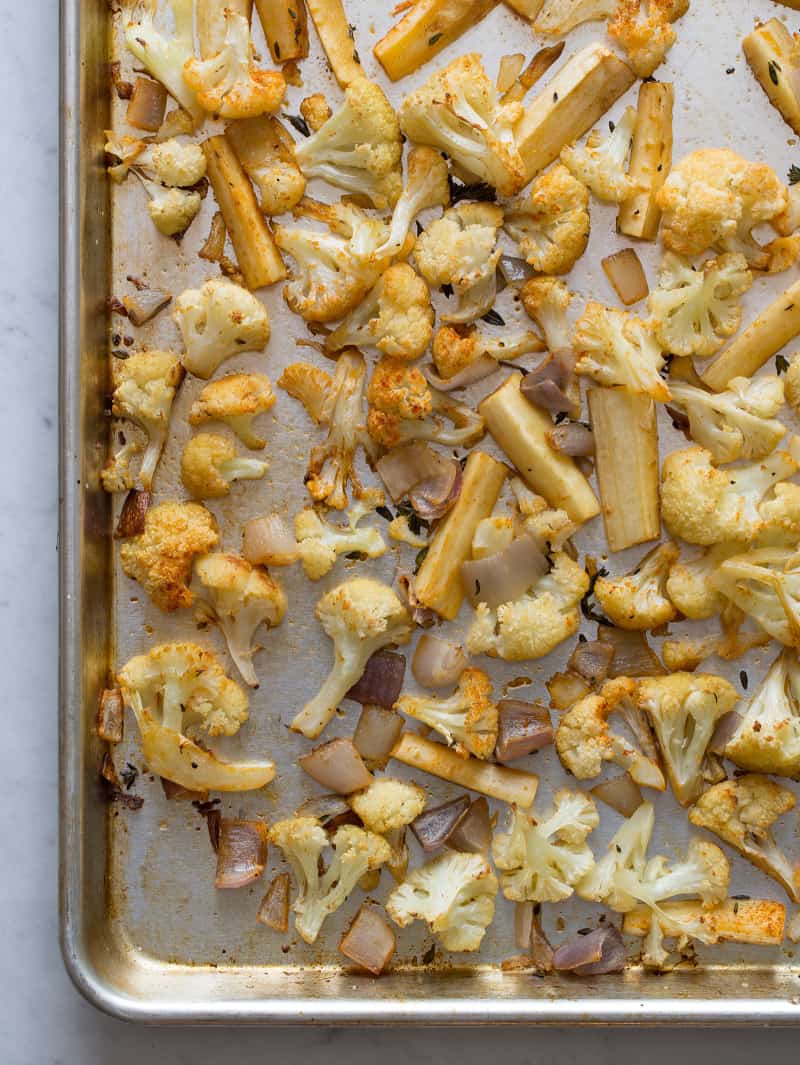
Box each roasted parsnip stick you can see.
[391,732,538,807]
[743,18,800,136]
[623,899,786,946]
[480,373,599,524]
[514,43,635,181]
[414,451,507,620]
[702,278,800,391]
[305,0,364,86]
[618,81,674,241]
[588,387,659,552]
[501,0,543,16]
[203,135,287,291]
[374,0,497,81]
[196,0,253,58]
[255,0,310,63]
[502,43,565,105]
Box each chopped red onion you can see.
[353,705,404,769]
[553,925,626,975]
[590,773,643,818]
[423,357,499,391]
[160,777,207,802]
[295,792,351,823]
[568,640,615,684]
[498,254,535,285]
[122,287,172,326]
[530,908,555,972]
[408,461,462,520]
[447,797,491,854]
[257,873,290,932]
[242,514,299,566]
[548,422,595,457]
[114,489,151,539]
[397,574,438,628]
[214,819,268,889]
[299,738,373,794]
[346,649,406,708]
[515,901,533,951]
[597,625,665,678]
[709,710,743,755]
[461,533,549,609]
[496,700,553,761]
[339,906,397,975]
[97,688,124,743]
[376,443,456,503]
[521,349,580,417]
[411,634,468,689]
[410,795,470,852]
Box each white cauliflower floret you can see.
[226,115,306,216]
[660,445,799,545]
[295,489,387,579]
[293,78,402,209]
[386,851,498,952]
[138,138,207,187]
[509,477,579,551]
[667,376,786,463]
[577,801,655,910]
[194,553,286,688]
[181,433,268,499]
[388,514,429,549]
[275,199,392,323]
[665,543,741,620]
[366,356,485,450]
[608,0,690,78]
[124,0,203,124]
[327,264,433,361]
[189,373,276,450]
[182,9,286,119]
[466,551,589,662]
[291,578,411,739]
[106,134,207,235]
[725,650,800,777]
[374,146,451,258]
[101,437,142,494]
[689,774,800,901]
[432,325,543,381]
[533,0,616,35]
[279,350,377,510]
[648,252,753,359]
[414,203,503,324]
[784,352,800,413]
[574,302,669,401]
[107,351,184,491]
[711,547,800,647]
[395,667,498,759]
[561,107,640,204]
[269,818,391,944]
[555,677,666,789]
[657,149,788,268]
[595,542,680,631]
[491,791,599,903]
[398,54,526,196]
[349,778,427,835]
[174,278,270,380]
[134,175,203,236]
[119,500,219,611]
[503,164,591,276]
[637,673,738,805]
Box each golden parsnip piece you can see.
[514,44,635,181]
[203,135,286,290]
[618,81,674,241]
[306,0,364,86]
[743,18,800,136]
[374,0,497,82]
[390,732,538,807]
[588,387,659,552]
[480,373,599,524]
[702,278,800,391]
[255,0,309,63]
[623,899,786,946]
[414,451,507,620]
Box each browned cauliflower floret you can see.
[189,373,275,450]
[119,500,219,611]
[502,164,590,275]
[180,433,269,499]
[594,541,680,631]
[432,324,544,381]
[657,149,788,268]
[395,667,498,760]
[608,0,690,78]
[560,107,640,204]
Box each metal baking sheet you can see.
[61,0,800,1023]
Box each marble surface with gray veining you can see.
[1,0,799,1059]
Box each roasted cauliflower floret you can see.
[291,577,411,739]
[432,324,543,381]
[293,77,402,209]
[194,553,286,688]
[279,350,376,510]
[349,778,427,835]
[374,146,451,258]
[118,641,249,740]
[124,0,202,124]
[134,175,203,236]
[667,376,786,463]
[648,252,753,359]
[136,137,207,187]
[189,373,276,450]
[665,543,741,621]
[226,115,306,216]
[595,542,680,631]
[510,477,579,552]
[711,547,800,647]
[466,551,589,662]
[784,352,800,413]
[119,500,219,611]
[105,351,184,491]
[327,264,433,361]
[533,0,616,35]
[492,791,599,903]
[503,164,591,276]
[607,0,690,78]
[660,445,799,546]
[574,302,669,401]
[395,667,498,759]
[398,54,526,196]
[386,851,499,952]
[561,106,640,204]
[555,677,666,789]
[269,818,391,944]
[657,149,788,268]
[414,203,503,324]
[519,276,573,355]
[182,9,286,119]
[725,650,800,777]
[295,489,387,579]
[637,673,738,805]
[689,774,800,901]
[174,278,271,380]
[367,356,485,450]
[180,432,268,499]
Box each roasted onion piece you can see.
[547,422,595,457]
[257,873,290,931]
[122,288,172,326]
[97,688,124,742]
[590,773,643,818]
[115,489,151,539]
[299,738,373,795]
[597,626,665,678]
[376,443,456,503]
[496,700,553,761]
[461,533,549,609]
[214,819,268,889]
[408,460,462,520]
[521,349,579,418]
[339,906,397,975]
[423,357,500,392]
[410,795,470,852]
[568,640,615,684]
[346,649,406,709]
[295,792,351,823]
[411,635,467,690]
[242,514,299,566]
[126,75,167,131]
[601,249,648,306]
[709,710,743,755]
[447,797,491,854]
[353,705,404,770]
[552,925,626,975]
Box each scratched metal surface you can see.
[61,0,800,1023]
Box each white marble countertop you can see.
[3,0,800,1059]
